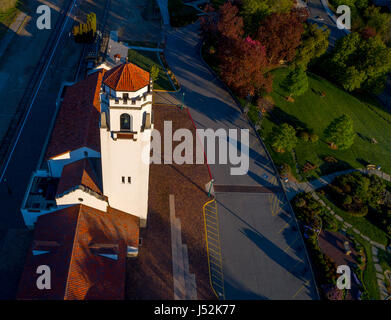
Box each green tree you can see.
[280,66,308,97]
[324,114,355,150]
[150,64,159,81]
[325,32,391,92]
[295,23,330,68]
[270,123,297,153]
[364,5,391,44]
[241,0,293,32]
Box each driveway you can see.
[158,23,319,299]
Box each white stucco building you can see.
[100,63,153,227]
[21,60,153,228]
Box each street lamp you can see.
[181,92,185,110]
[3,178,12,196]
[208,179,214,197]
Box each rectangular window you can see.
[122,176,125,183]
[128,177,131,184]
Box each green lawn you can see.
[261,68,391,181]
[128,49,175,91]
[354,234,381,300]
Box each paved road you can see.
[158,23,319,299]
[306,0,347,47]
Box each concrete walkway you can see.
[156,0,170,25]
[285,168,391,200]
[169,194,198,300]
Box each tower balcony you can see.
[112,130,138,141]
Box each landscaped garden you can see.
[318,172,391,246]
[127,49,177,91]
[259,68,391,181]
[292,191,381,299]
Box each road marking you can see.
[203,199,225,299]
[284,237,299,253]
[278,222,290,234]
[292,280,310,299]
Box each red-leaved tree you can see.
[218,36,273,97]
[257,9,307,66]
[217,1,244,40]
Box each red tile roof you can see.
[46,70,105,159]
[17,204,139,300]
[103,62,150,92]
[56,158,102,196]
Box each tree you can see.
[270,123,297,153]
[72,12,97,43]
[325,32,391,93]
[217,2,244,40]
[364,6,391,44]
[280,66,308,97]
[241,0,294,32]
[218,36,273,97]
[150,64,159,82]
[257,9,307,66]
[324,114,355,150]
[295,23,330,68]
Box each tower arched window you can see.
[120,113,132,131]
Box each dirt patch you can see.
[125,105,216,300]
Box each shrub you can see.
[280,163,291,176]
[309,133,319,142]
[300,131,309,142]
[343,195,353,205]
[295,197,306,208]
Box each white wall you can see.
[56,188,108,212]
[100,97,152,227]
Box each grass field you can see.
[356,235,381,300]
[260,68,391,181]
[128,49,175,91]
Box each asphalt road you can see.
[158,23,319,299]
[306,0,346,47]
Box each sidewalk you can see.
[285,168,391,200]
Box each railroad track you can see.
[0,0,78,181]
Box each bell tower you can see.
[99,63,153,227]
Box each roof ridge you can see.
[81,70,104,148]
[63,205,83,300]
[116,64,127,91]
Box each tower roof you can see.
[103,62,150,92]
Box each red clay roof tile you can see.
[103,62,150,92]
[46,70,104,159]
[56,158,102,196]
[17,204,139,300]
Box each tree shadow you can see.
[267,106,308,131]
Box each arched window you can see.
[120,113,132,131]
